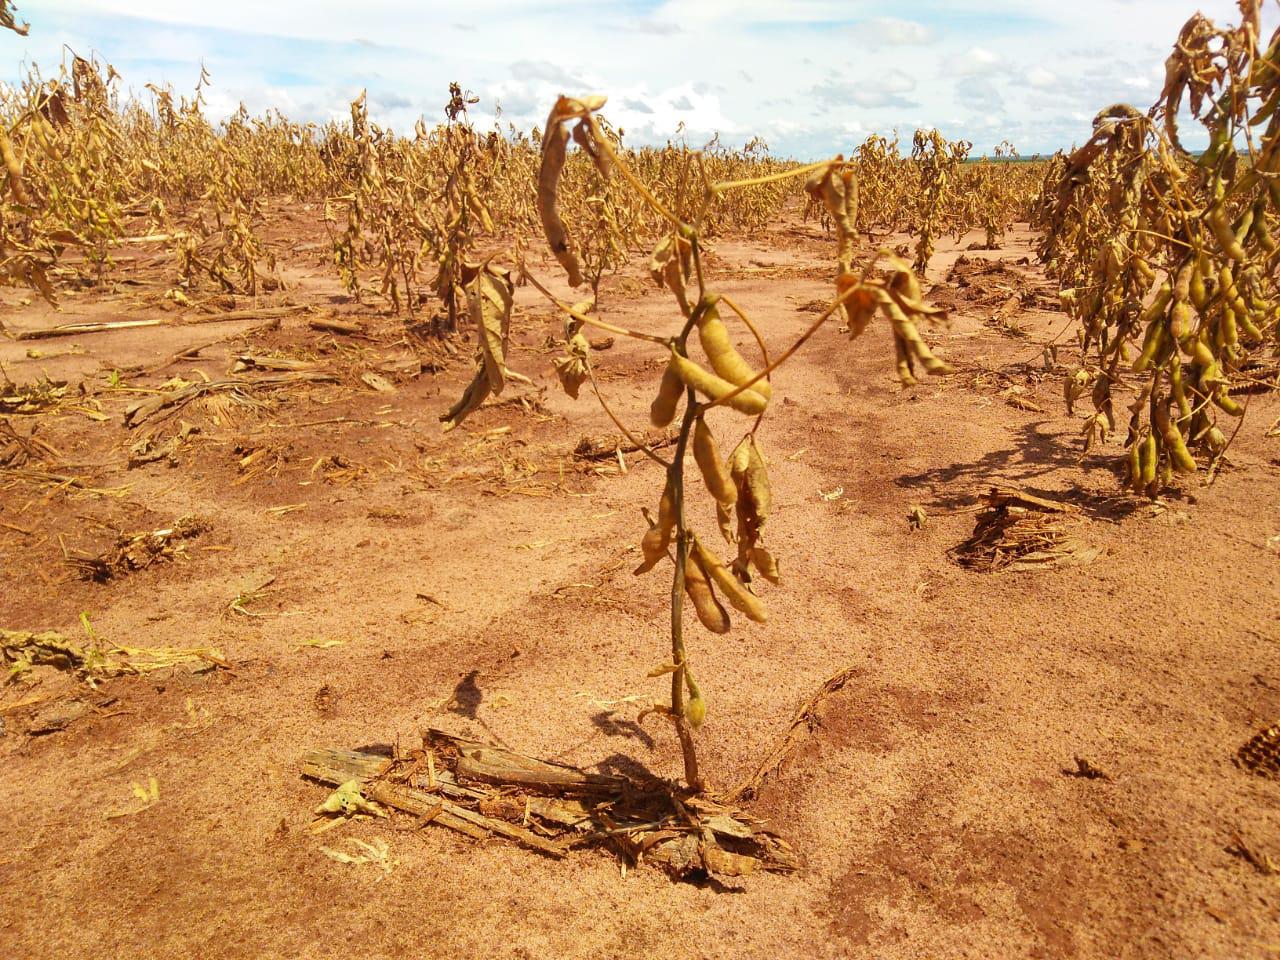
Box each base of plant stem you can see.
[302,729,796,882]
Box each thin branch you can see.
[703,283,863,413]
[585,358,671,469]
[586,115,683,229]
[522,266,669,345]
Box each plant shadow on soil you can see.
[445,670,660,779]
[894,419,1152,519]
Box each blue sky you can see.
[2,1,1271,157]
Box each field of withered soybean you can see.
[0,2,1278,958]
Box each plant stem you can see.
[586,114,683,229]
[710,158,839,194]
[667,386,703,793]
[585,358,671,469]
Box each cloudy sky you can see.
[2,1,1274,157]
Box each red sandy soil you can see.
[0,210,1277,960]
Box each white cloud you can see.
[860,17,934,46]
[485,82,542,119]
[957,77,1006,115]
[650,0,869,27]
[956,46,1002,77]
[881,70,917,95]
[812,69,919,111]
[510,60,584,88]
[1027,67,1056,89]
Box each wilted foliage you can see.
[1037,1,1280,494]
[509,93,955,789]
[2,7,1274,801]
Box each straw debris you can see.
[1236,723,1280,780]
[68,515,208,581]
[951,484,1101,572]
[302,730,796,882]
[2,628,227,679]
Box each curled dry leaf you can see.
[650,233,692,312]
[440,264,515,432]
[474,264,514,393]
[554,332,591,399]
[720,436,779,587]
[314,779,387,819]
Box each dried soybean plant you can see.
[964,141,1032,250]
[442,94,953,792]
[325,90,454,318]
[0,1,26,36]
[0,56,318,307]
[807,134,1042,253]
[1040,1,1280,496]
[849,133,910,239]
[0,58,795,333]
[323,85,545,329]
[911,129,971,274]
[0,56,131,302]
[429,85,500,332]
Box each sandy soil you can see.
[0,211,1277,960]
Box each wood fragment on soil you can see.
[128,424,195,468]
[66,515,207,581]
[573,429,677,462]
[183,305,308,325]
[14,306,307,341]
[359,372,396,393]
[309,317,366,336]
[302,748,566,856]
[143,318,284,375]
[231,354,319,374]
[26,698,91,735]
[1,418,60,466]
[1063,756,1112,781]
[13,318,165,340]
[731,665,861,803]
[301,730,796,880]
[1226,832,1279,875]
